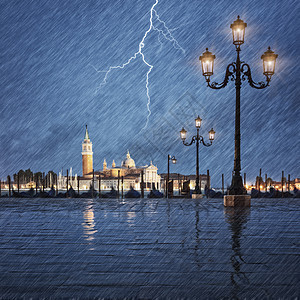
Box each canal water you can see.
[0,197,299,298]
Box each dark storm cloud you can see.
[0,0,299,185]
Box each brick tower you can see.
[82,125,93,177]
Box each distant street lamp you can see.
[180,116,215,197]
[199,16,278,206]
[167,154,177,198]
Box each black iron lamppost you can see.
[167,155,177,198]
[199,16,278,205]
[180,116,215,197]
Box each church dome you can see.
[122,151,135,168]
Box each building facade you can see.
[79,126,161,192]
[160,173,209,196]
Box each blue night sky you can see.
[0,0,299,186]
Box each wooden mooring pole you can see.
[117,170,120,199]
[121,176,124,199]
[259,168,262,193]
[17,174,20,193]
[281,171,284,197]
[92,169,95,198]
[35,174,38,195]
[222,174,224,195]
[8,175,11,197]
[207,170,210,190]
[66,169,69,195]
[141,170,144,198]
[77,176,80,196]
[55,175,58,196]
[42,172,45,192]
[98,175,101,198]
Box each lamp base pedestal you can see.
[192,193,204,199]
[224,195,251,207]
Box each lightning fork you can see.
[93,0,185,130]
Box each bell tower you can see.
[82,125,93,177]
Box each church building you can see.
[79,126,161,192]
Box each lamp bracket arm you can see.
[182,136,196,146]
[207,63,236,89]
[241,63,270,89]
[200,136,212,147]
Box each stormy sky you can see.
[0,0,299,186]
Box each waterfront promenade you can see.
[0,197,299,298]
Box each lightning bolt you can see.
[93,0,185,130]
[152,9,185,54]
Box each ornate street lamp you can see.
[167,155,177,198]
[195,115,202,128]
[199,16,278,206]
[261,47,278,80]
[199,49,216,82]
[180,127,187,141]
[230,15,247,46]
[209,128,216,141]
[180,118,215,198]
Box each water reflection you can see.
[127,211,136,227]
[82,201,97,249]
[166,199,171,229]
[194,200,201,268]
[224,207,250,298]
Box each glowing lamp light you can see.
[180,127,187,141]
[261,46,278,79]
[172,157,177,164]
[195,115,202,129]
[230,16,247,46]
[209,128,215,141]
[199,48,215,79]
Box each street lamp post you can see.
[167,155,177,198]
[199,16,278,206]
[180,116,215,199]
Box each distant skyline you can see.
[0,0,299,186]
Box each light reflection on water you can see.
[126,211,136,227]
[82,201,97,249]
[224,207,251,299]
[0,197,298,299]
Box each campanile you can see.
[82,125,93,177]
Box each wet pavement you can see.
[0,197,299,299]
